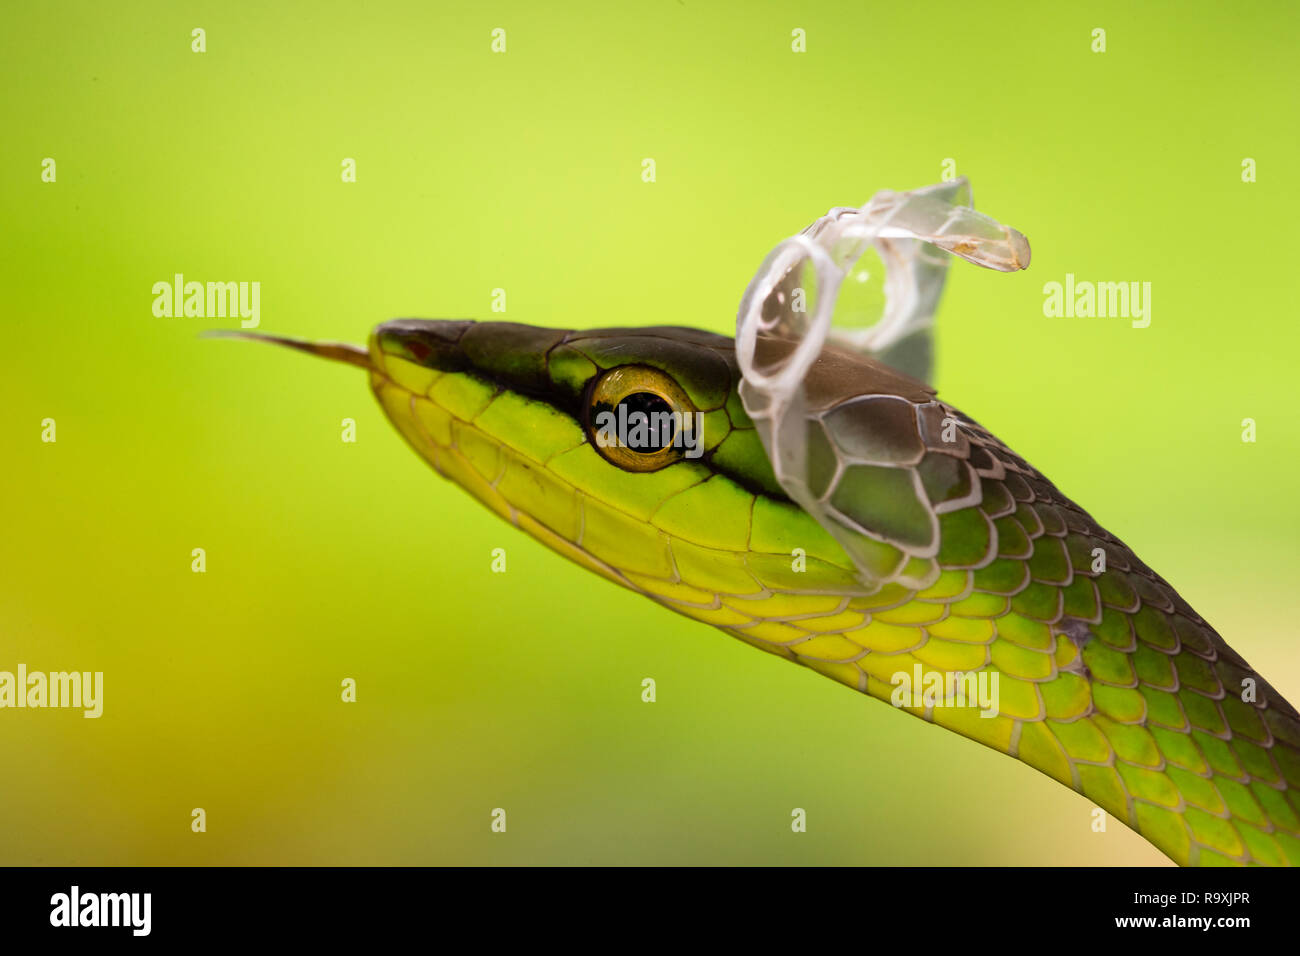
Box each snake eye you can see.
[586,366,697,472]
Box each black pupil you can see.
[591,391,675,453]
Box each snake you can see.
[217,187,1300,867]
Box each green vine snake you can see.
[216,179,1300,866]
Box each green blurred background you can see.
[1,0,1296,865]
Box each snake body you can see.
[233,318,1300,866]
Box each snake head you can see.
[365,320,792,575]
[216,318,948,604]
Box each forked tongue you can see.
[203,329,372,370]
